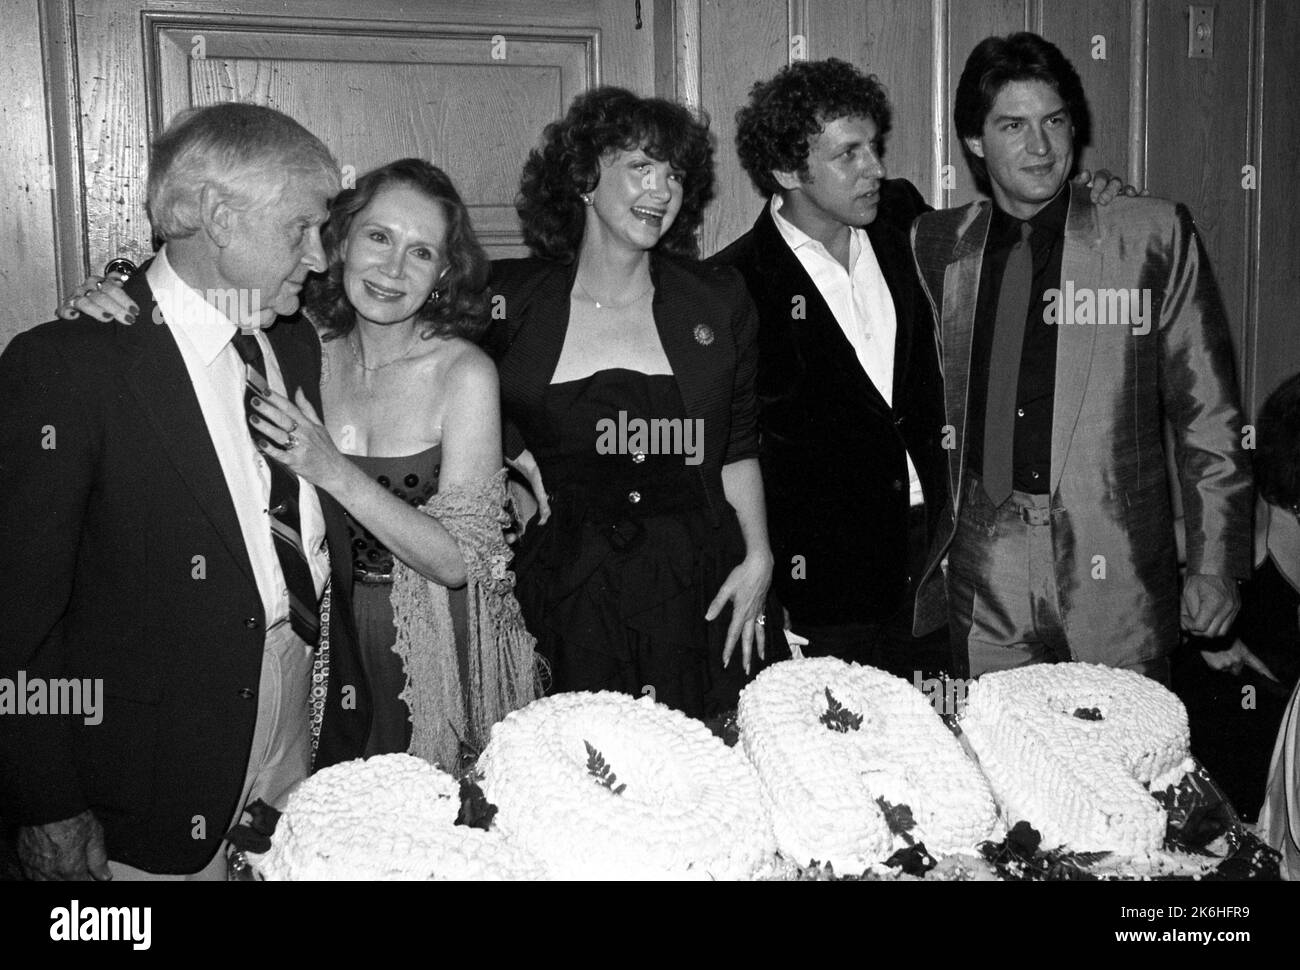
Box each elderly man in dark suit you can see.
[910,33,1253,681]
[0,103,371,880]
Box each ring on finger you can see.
[286,432,299,450]
[288,419,299,433]
[755,613,766,626]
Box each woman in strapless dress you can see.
[276,159,538,764]
[492,88,778,719]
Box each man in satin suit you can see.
[710,59,950,677]
[911,32,1253,681]
[0,103,370,879]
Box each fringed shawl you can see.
[390,469,539,767]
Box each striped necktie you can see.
[231,332,321,645]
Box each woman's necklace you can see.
[574,275,654,310]
[347,330,422,371]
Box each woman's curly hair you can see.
[306,158,491,344]
[516,87,715,262]
[735,58,892,198]
[1257,371,1300,510]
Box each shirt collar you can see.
[769,193,864,264]
[989,181,1070,246]
[146,246,243,367]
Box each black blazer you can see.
[0,272,370,873]
[488,253,761,525]
[708,178,947,630]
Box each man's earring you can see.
[580,193,593,206]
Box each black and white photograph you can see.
[0,0,1295,947]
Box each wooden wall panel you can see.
[815,0,936,202]
[596,0,657,91]
[697,0,787,255]
[1039,0,1131,178]
[1147,0,1254,384]
[1253,0,1300,414]
[149,21,596,259]
[0,0,60,344]
[944,0,1031,205]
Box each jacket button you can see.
[244,616,259,629]
[892,479,904,491]
[632,451,646,464]
[237,688,254,699]
[628,490,642,504]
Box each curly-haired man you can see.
[709,59,949,678]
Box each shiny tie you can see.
[982,221,1035,507]
[231,332,321,645]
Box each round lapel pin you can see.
[693,324,714,346]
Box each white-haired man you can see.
[0,102,372,880]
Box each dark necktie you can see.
[231,332,321,645]
[982,220,1035,507]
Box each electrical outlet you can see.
[1188,5,1214,59]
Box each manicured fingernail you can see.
[125,313,136,324]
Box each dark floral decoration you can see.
[819,688,864,733]
[585,740,627,795]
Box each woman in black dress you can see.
[492,87,776,718]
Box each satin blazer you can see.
[488,252,761,526]
[708,179,948,630]
[0,272,370,873]
[910,183,1254,665]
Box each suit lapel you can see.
[509,262,577,418]
[941,204,992,504]
[867,217,917,399]
[119,274,258,589]
[752,207,892,417]
[1051,185,1102,491]
[649,255,710,425]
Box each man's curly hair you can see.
[516,87,715,262]
[735,58,893,198]
[306,158,491,344]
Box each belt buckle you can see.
[1018,505,1051,526]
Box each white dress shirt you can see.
[770,195,924,506]
[148,248,330,630]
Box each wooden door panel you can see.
[147,17,598,258]
[66,0,646,276]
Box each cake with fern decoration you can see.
[738,657,1000,872]
[959,662,1192,855]
[478,690,775,880]
[250,753,547,880]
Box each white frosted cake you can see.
[478,691,775,880]
[738,658,1000,872]
[251,753,546,880]
[960,663,1192,855]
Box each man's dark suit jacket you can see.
[0,272,371,873]
[708,178,948,632]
